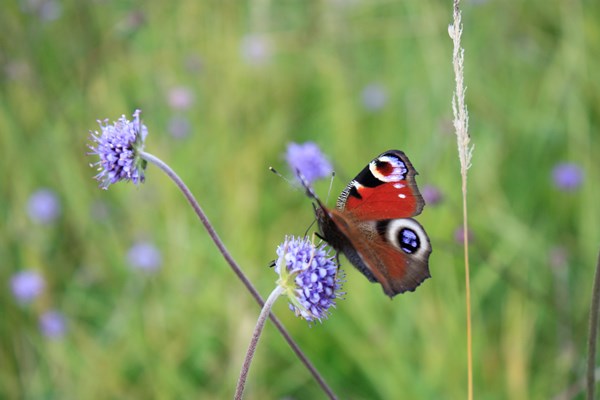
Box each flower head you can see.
[454,226,474,244]
[167,86,195,111]
[88,109,148,190]
[285,142,333,184]
[27,188,61,224]
[240,34,272,66]
[275,236,343,322]
[552,162,583,191]
[421,184,443,206]
[361,83,388,112]
[127,241,162,272]
[39,310,67,339]
[21,0,62,22]
[10,270,45,303]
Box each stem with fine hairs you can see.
[235,285,284,400]
[140,151,337,400]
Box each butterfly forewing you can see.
[338,150,425,220]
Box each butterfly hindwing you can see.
[323,210,431,296]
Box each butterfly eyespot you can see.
[369,155,408,182]
[382,218,430,257]
[398,228,419,254]
[375,159,394,175]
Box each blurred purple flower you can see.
[329,0,359,8]
[167,86,195,111]
[39,310,67,339]
[88,109,148,190]
[552,163,583,191]
[127,241,162,272]
[27,188,61,224]
[240,34,272,66]
[275,236,343,322]
[4,60,32,81]
[361,83,388,111]
[421,185,443,206]
[119,10,146,33]
[286,142,333,184]
[168,115,191,139]
[10,270,45,303]
[454,226,474,244]
[185,54,204,73]
[549,246,568,270]
[21,0,62,22]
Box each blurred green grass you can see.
[1,0,599,398]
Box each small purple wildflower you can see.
[120,10,146,32]
[167,86,195,111]
[88,109,148,190]
[240,34,272,66]
[4,60,32,81]
[127,241,162,272]
[361,83,388,112]
[185,54,204,73]
[10,270,45,303]
[286,142,333,184]
[275,236,343,322]
[549,246,568,270]
[27,188,61,224]
[39,310,67,339]
[21,0,62,22]
[552,163,583,191]
[421,185,443,206]
[454,226,474,244]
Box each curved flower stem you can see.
[235,285,284,400]
[140,151,337,400]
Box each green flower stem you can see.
[140,151,336,400]
[235,285,284,400]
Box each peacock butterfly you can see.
[311,150,431,298]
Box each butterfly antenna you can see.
[325,171,336,204]
[269,166,302,192]
[295,169,328,211]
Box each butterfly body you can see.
[315,150,432,298]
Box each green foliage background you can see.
[1,0,599,398]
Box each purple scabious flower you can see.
[552,162,583,191]
[167,86,195,111]
[39,310,67,339]
[21,0,62,22]
[27,188,61,224]
[240,34,272,66]
[286,142,333,184]
[88,109,148,190]
[127,241,162,272]
[10,270,45,303]
[361,83,388,112]
[454,226,474,245]
[275,236,343,322]
[421,184,443,206]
